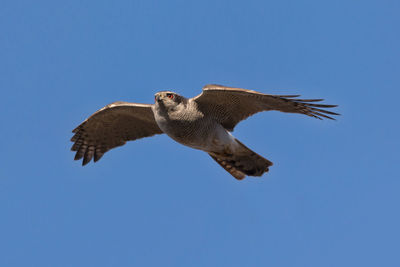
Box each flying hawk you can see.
[71,84,339,180]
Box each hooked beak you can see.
[155,94,162,102]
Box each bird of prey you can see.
[71,84,338,180]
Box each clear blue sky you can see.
[1,0,399,266]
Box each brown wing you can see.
[71,101,163,165]
[193,84,339,131]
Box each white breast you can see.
[152,101,237,153]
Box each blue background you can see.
[1,0,399,266]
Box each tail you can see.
[208,139,273,180]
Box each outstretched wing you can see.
[71,101,163,165]
[193,84,339,131]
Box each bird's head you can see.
[154,91,185,110]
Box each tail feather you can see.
[208,139,273,180]
[209,154,247,180]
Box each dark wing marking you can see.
[71,102,163,165]
[193,84,339,131]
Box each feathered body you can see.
[151,91,272,179]
[152,92,228,150]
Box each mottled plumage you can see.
[71,84,339,180]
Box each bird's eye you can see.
[166,93,174,99]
